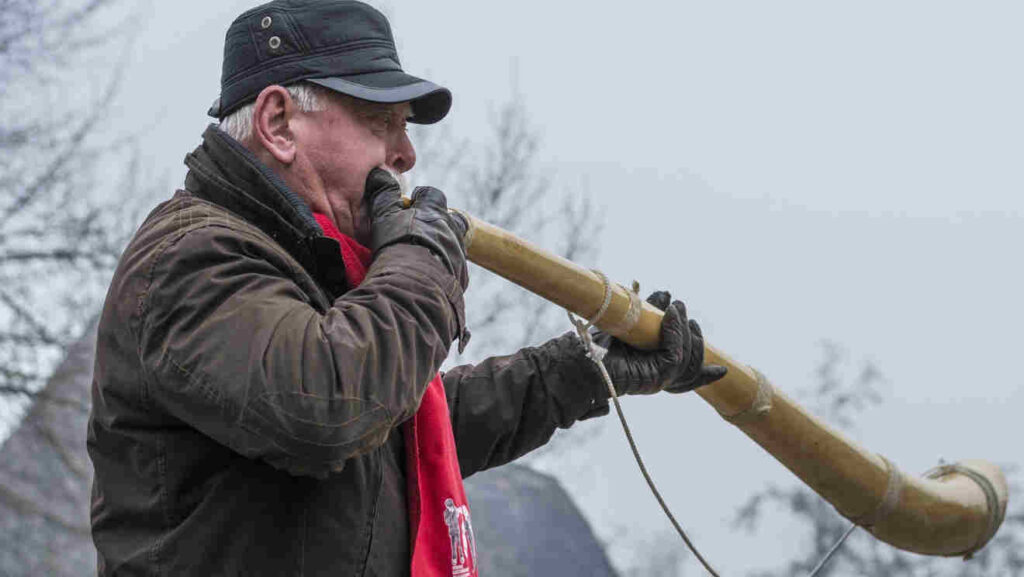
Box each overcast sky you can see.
[101,1,1024,573]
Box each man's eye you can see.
[367,114,389,134]
[367,109,406,134]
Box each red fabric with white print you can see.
[314,213,478,577]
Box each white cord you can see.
[563,274,869,577]
[567,309,722,577]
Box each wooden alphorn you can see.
[454,208,1008,558]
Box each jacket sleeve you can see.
[441,332,610,478]
[138,224,461,478]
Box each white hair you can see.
[218,82,329,141]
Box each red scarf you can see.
[314,214,479,577]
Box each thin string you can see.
[564,272,927,576]
[923,462,1005,559]
[806,523,858,577]
[567,305,722,577]
[721,369,774,425]
[803,460,983,576]
[587,270,614,326]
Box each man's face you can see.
[294,94,415,244]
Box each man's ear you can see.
[252,85,297,165]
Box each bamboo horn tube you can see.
[455,209,1009,558]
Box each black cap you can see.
[208,0,451,124]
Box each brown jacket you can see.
[87,126,608,576]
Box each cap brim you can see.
[307,71,452,124]
[208,96,223,118]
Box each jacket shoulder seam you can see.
[135,206,307,406]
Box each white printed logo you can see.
[443,498,477,576]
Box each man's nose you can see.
[387,131,416,173]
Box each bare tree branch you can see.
[0,291,63,347]
[0,249,102,264]
[0,85,108,226]
[0,368,41,384]
[0,0,142,415]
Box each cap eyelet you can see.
[268,36,281,49]
[261,16,272,29]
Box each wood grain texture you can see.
[458,209,1009,557]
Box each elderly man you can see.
[87,1,725,575]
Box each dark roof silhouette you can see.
[0,319,98,576]
[466,464,618,576]
[0,322,617,577]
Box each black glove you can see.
[596,290,727,396]
[363,168,469,292]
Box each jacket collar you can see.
[183,124,349,296]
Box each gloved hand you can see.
[363,167,469,292]
[595,290,727,396]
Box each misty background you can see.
[2,1,1022,575]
